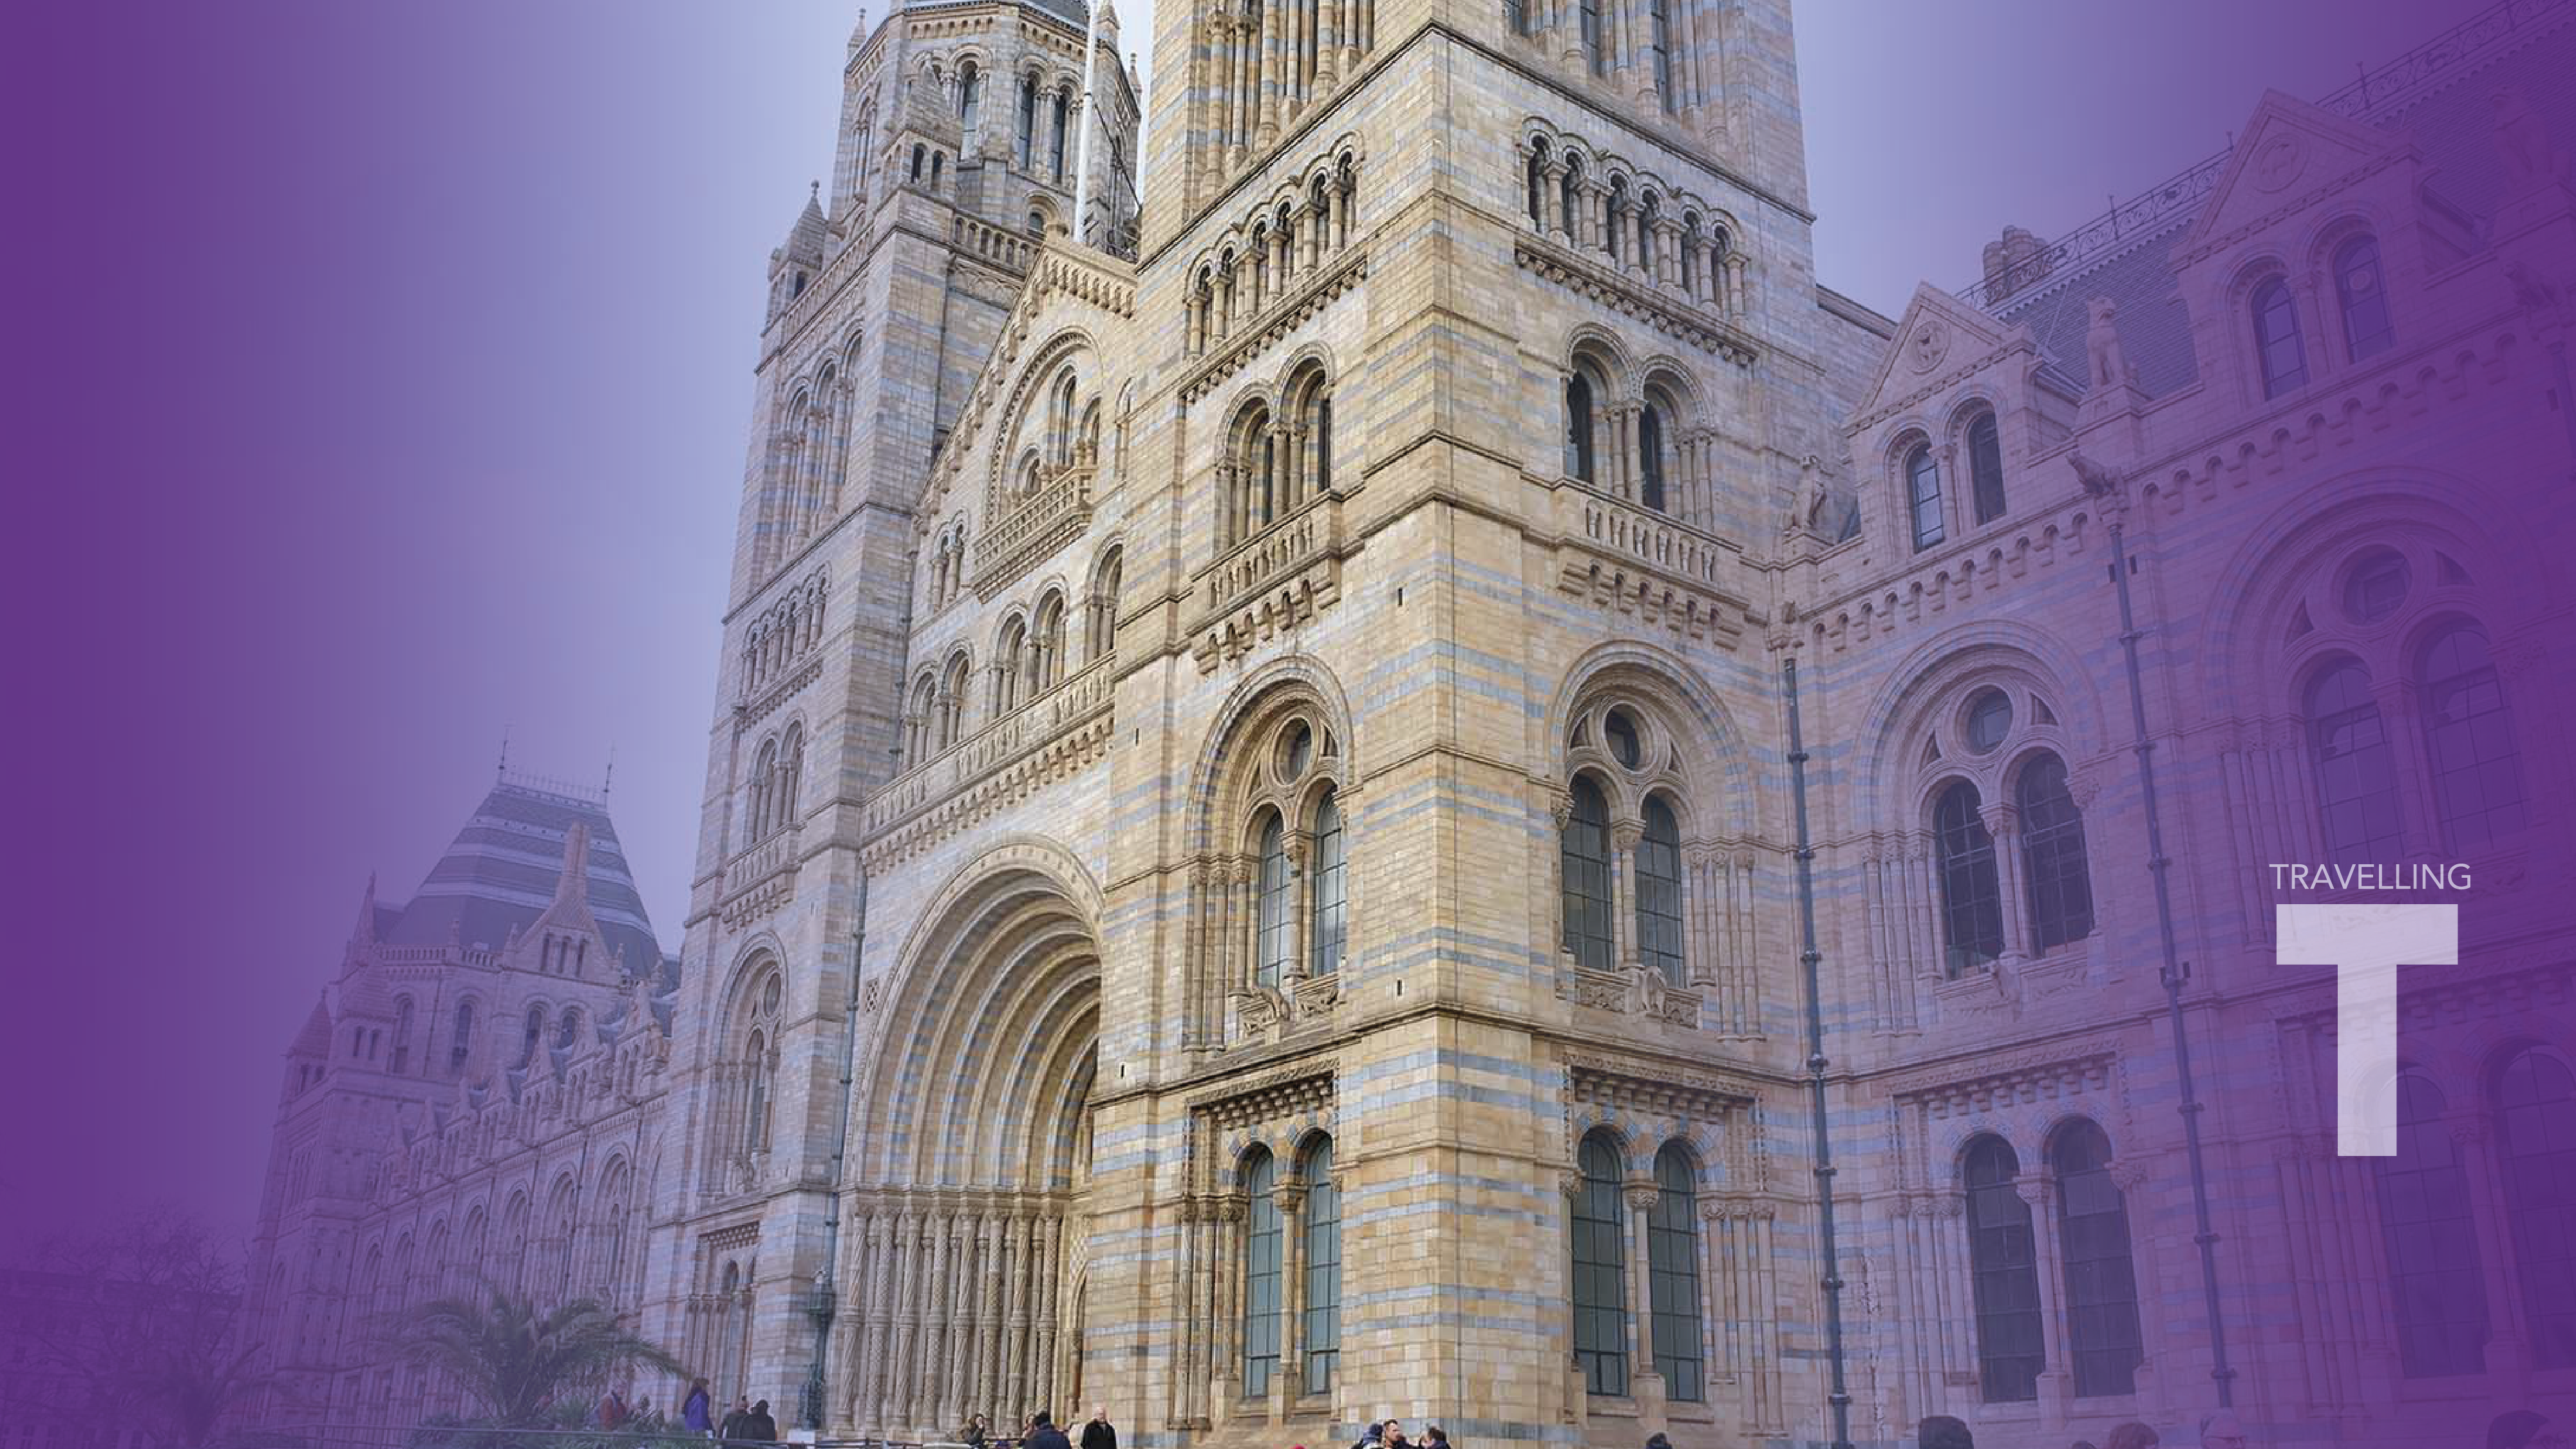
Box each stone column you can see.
[1258,0,1283,142]
[1172,1197,1203,1428]
[2015,1176,2072,1425]
[1543,159,1569,238]
[1610,819,1643,969]
[1622,1180,1669,1427]
[1274,1179,1308,1408]
[1980,800,2027,964]
[1656,219,1683,288]
[2453,1119,2533,1376]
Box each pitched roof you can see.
[382,778,668,981]
[1969,0,2576,393]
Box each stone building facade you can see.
[249,0,2576,1444]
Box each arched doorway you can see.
[840,852,1103,1439]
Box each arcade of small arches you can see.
[1184,143,1364,357]
[1501,0,1727,126]
[703,957,786,1192]
[742,721,807,847]
[902,544,1124,766]
[1215,355,1337,552]
[743,570,829,699]
[1520,128,1748,317]
[1558,334,1726,529]
[1000,354,1105,506]
[936,54,1087,184]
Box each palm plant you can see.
[393,1291,685,1428]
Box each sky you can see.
[0,0,2486,1253]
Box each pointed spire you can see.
[553,822,593,911]
[497,726,511,781]
[350,872,379,947]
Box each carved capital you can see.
[1622,1180,1663,1212]
[1610,820,1646,854]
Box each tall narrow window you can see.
[2016,753,2094,951]
[1648,1142,1705,1401]
[1565,374,1596,482]
[2420,624,2524,851]
[2307,660,2404,865]
[1636,795,1684,985]
[449,1002,475,1075]
[1906,442,1944,551]
[1560,777,1614,972]
[1965,1135,2043,1403]
[1648,0,1673,107]
[1526,149,1545,222]
[959,62,981,133]
[1301,1138,1341,1391]
[2252,276,2307,397]
[1050,91,1069,181]
[1571,1132,1628,1395]
[1578,0,1604,73]
[1561,166,1582,240]
[2336,235,2395,361]
[1242,1149,1283,1396]
[2377,1076,2488,1377]
[1314,397,1332,493]
[2052,1121,2142,1397]
[1967,410,2006,524]
[1017,77,1037,169]
[1309,790,1346,978]
[2499,1047,2576,1368]
[392,999,414,1075]
[1256,812,1292,989]
[1506,0,1528,33]
[1638,402,1667,513]
[520,1006,544,1068]
[743,1030,771,1151]
[1935,781,2003,976]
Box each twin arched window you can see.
[1238,1135,1341,1396]
[1570,1132,1706,1400]
[746,724,804,842]
[1253,785,1348,987]
[1963,1124,2141,1403]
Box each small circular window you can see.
[1604,708,1643,768]
[2342,549,2410,625]
[1964,690,2012,754]
[1280,720,1313,781]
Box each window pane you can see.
[2307,662,2405,865]
[1649,1144,1704,1401]
[1572,1133,1628,1395]
[1303,1140,1340,1390]
[2420,626,2524,851]
[1935,782,2004,976]
[2337,236,2395,361]
[1637,797,1685,986]
[2253,278,2307,397]
[1243,1151,1282,1396]
[1965,1137,2043,1402]
[1908,445,1944,550]
[1562,779,1615,972]
[2051,1122,2142,1396]
[1257,815,1292,988]
[2501,1049,2576,1368]
[1968,412,2006,524]
[2378,1077,2490,1376]
[1310,791,1347,978]
[2016,754,2095,951]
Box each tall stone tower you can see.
[656,0,1142,1425]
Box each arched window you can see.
[2052,1120,2141,1396]
[1301,1137,1341,1390]
[775,724,803,835]
[1560,777,1615,971]
[2252,276,2307,397]
[1564,374,1596,482]
[1560,162,1582,242]
[2419,624,2524,850]
[744,1029,772,1152]
[448,1001,475,1075]
[392,998,414,1075]
[1636,795,1684,985]
[958,60,981,132]
[750,739,778,838]
[555,1007,582,1050]
[2377,1076,2488,1377]
[2307,660,2403,864]
[2498,1046,2576,1367]
[520,1006,544,1068]
[1242,1148,1283,1396]
[1935,781,2003,976]
[1310,789,1346,978]
[940,651,972,747]
[1648,1142,1705,1401]
[1256,811,1292,989]
[1050,90,1069,181]
[1638,401,1667,512]
[2336,235,2394,361]
[1087,547,1123,662]
[1649,0,1673,106]
[1967,410,2005,525]
[1016,75,1038,169]
[1034,594,1068,691]
[1314,397,1333,494]
[1578,0,1604,73]
[1964,1135,2043,1403]
[1571,1130,1628,1395]
[2016,753,2094,951]
[1525,147,1545,222]
[909,144,925,182]
[1906,442,1944,551]
[1636,195,1657,274]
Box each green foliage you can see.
[390,1291,685,1430]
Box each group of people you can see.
[1911,1406,2561,1449]
[954,1404,1121,1449]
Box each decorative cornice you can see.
[1513,237,1757,366]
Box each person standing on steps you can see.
[1080,1405,1117,1449]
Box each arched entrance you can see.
[840,850,1102,1439]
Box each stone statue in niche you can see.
[2492,88,2571,194]
[2085,296,2137,390]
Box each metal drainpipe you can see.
[806,871,871,1432]
[2103,504,2235,1408]
[1782,656,1854,1449]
